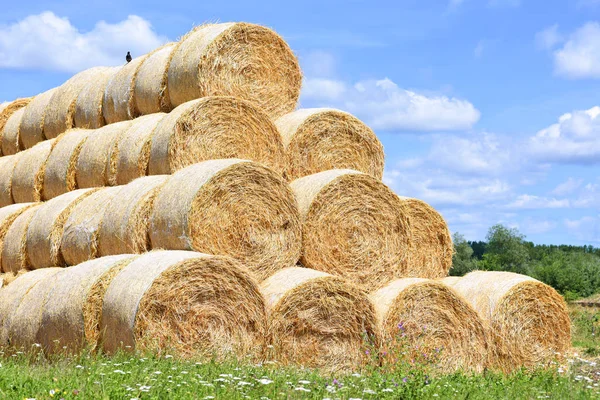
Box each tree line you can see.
[451,224,600,300]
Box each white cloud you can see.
[535,25,563,50]
[302,77,480,132]
[506,194,570,209]
[552,177,584,196]
[474,40,485,58]
[522,218,557,234]
[0,12,166,72]
[552,22,600,78]
[528,106,600,164]
[564,215,600,243]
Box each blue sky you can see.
[1,0,599,245]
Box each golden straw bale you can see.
[167,23,301,119]
[44,67,114,139]
[398,197,453,278]
[26,188,96,269]
[1,205,41,273]
[98,176,168,256]
[111,113,165,186]
[261,267,377,371]
[11,140,55,203]
[291,169,413,289]
[134,43,177,115]
[6,268,62,350]
[275,108,385,181]
[42,129,91,200]
[149,160,301,280]
[74,67,120,129]
[449,271,571,372]
[0,268,61,346]
[1,107,26,155]
[371,278,488,373]
[0,102,8,114]
[76,121,132,188]
[0,98,32,149]
[0,155,20,207]
[38,254,136,354]
[0,270,26,287]
[102,250,266,358]
[103,56,147,124]
[440,276,461,286]
[19,88,58,149]
[61,187,122,266]
[0,203,37,269]
[148,97,285,176]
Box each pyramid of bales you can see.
[0,20,570,374]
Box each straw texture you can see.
[291,170,413,289]
[0,155,20,207]
[61,187,122,266]
[0,98,32,150]
[11,140,54,203]
[103,57,147,124]
[261,267,377,371]
[134,43,176,115]
[372,278,488,373]
[1,205,41,273]
[149,160,301,280]
[44,67,112,139]
[276,108,385,181]
[148,97,285,176]
[43,129,91,200]
[1,108,26,155]
[167,23,301,119]
[0,203,37,269]
[449,271,571,372]
[19,88,58,149]
[38,255,136,354]
[102,250,267,358]
[98,176,168,256]
[26,188,96,269]
[76,121,132,188]
[74,67,120,129]
[112,113,165,185]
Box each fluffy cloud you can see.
[0,12,166,72]
[552,177,584,195]
[565,215,600,243]
[506,195,570,210]
[546,22,600,78]
[528,106,600,164]
[302,77,480,132]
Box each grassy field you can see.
[0,305,597,400]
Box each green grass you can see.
[570,305,600,356]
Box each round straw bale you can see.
[0,268,61,346]
[0,155,20,207]
[449,271,571,372]
[275,108,385,181]
[134,43,177,115]
[26,188,97,269]
[42,129,91,200]
[61,187,122,266]
[291,169,413,289]
[112,113,165,186]
[76,120,133,188]
[261,267,377,371]
[371,278,488,373]
[19,88,58,149]
[0,203,37,269]
[1,205,41,273]
[74,67,120,129]
[398,197,452,278]
[6,267,62,350]
[167,23,301,119]
[0,98,32,147]
[44,67,114,139]
[11,140,55,203]
[38,254,136,354]
[440,276,461,286]
[150,160,301,280]
[148,97,286,176]
[0,102,8,114]
[0,270,26,287]
[103,56,147,124]
[1,107,26,155]
[98,176,168,256]
[102,250,266,357]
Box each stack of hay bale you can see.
[0,22,570,374]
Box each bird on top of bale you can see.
[125,52,132,63]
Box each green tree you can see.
[450,232,478,276]
[480,224,531,274]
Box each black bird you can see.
[126,51,132,63]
